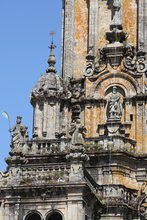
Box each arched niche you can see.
[105,85,125,98]
[46,211,63,220]
[88,72,138,99]
[24,211,42,220]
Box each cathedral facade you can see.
[0,0,147,219]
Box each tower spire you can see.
[46,32,57,73]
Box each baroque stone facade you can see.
[0,0,147,220]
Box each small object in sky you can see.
[50,31,55,42]
[2,111,9,120]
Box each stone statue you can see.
[9,116,28,148]
[107,87,122,120]
[70,119,86,146]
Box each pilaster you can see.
[88,0,99,55]
[62,0,75,81]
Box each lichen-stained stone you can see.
[73,0,88,79]
[98,0,111,48]
[2,1,147,219]
[123,0,137,46]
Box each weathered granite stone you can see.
[0,1,147,220]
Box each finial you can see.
[46,32,57,73]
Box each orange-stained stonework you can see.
[70,0,147,153]
[98,1,111,48]
[1,1,147,219]
[123,0,137,46]
[73,0,88,78]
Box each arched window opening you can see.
[46,212,63,220]
[25,212,41,220]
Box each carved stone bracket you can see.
[84,47,107,77]
[123,45,147,74]
[70,79,85,101]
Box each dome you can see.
[30,72,63,101]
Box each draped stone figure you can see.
[107,87,122,121]
[9,116,28,148]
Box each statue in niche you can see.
[9,116,28,148]
[107,86,122,121]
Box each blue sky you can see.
[0,1,62,170]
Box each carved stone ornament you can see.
[31,74,72,104]
[71,104,81,122]
[31,73,63,99]
[123,45,147,73]
[84,47,107,77]
[71,80,84,100]
[138,194,147,219]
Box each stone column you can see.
[14,203,20,220]
[88,0,99,55]
[34,101,43,138]
[47,102,56,139]
[62,0,75,81]
[138,0,147,51]
[55,101,60,136]
[136,102,144,152]
[4,203,10,220]
[144,0,147,52]
[42,100,48,137]
[67,200,85,220]
[0,201,4,220]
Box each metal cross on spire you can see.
[50,31,55,44]
[46,31,57,74]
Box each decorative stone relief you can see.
[31,73,63,99]
[84,47,107,77]
[138,194,147,219]
[124,46,147,73]
[71,104,81,122]
[71,80,85,101]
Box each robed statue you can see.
[107,86,122,121]
[9,116,28,149]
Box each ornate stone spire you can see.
[46,40,57,74]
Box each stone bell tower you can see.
[62,0,147,153]
[1,1,147,220]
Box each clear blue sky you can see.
[0,1,62,170]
